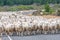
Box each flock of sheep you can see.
[0,11,60,36]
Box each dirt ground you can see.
[42,15,60,19]
[28,15,60,19]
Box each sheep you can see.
[51,20,58,34]
[37,22,43,34]
[55,19,60,33]
[28,23,36,35]
[4,23,14,35]
[42,21,49,34]
[48,23,52,34]
[0,12,60,36]
[31,20,38,34]
[0,22,4,37]
[15,25,23,36]
[48,19,57,34]
[22,22,32,36]
[56,19,60,31]
[14,21,23,36]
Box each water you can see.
[2,34,60,40]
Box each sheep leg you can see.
[0,34,2,40]
[31,31,36,35]
[9,32,13,36]
[20,32,24,36]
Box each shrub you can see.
[44,4,54,15]
[56,9,60,16]
[17,5,34,10]
[44,4,50,12]
[6,5,34,11]
[7,7,18,11]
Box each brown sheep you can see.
[38,25,43,34]
[50,26,56,34]
[14,25,23,36]
[4,24,14,35]
[55,24,60,33]
[43,26,49,34]
[0,27,3,36]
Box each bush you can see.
[56,9,60,16]
[7,7,18,11]
[6,5,34,11]
[44,4,54,15]
[44,4,50,12]
[17,5,34,10]
[2,5,34,11]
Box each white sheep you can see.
[14,21,22,36]
[22,22,31,36]
[4,23,14,35]
[0,22,4,36]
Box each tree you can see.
[44,3,54,15]
[44,4,50,12]
[0,0,4,6]
[0,0,60,5]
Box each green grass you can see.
[0,4,59,15]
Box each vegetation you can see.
[45,4,50,12]
[44,4,54,15]
[0,0,60,16]
[0,5,34,11]
[0,0,60,6]
[56,9,60,16]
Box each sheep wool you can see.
[0,11,60,36]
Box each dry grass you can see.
[28,14,60,19]
[42,15,60,19]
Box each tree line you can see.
[0,0,60,6]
